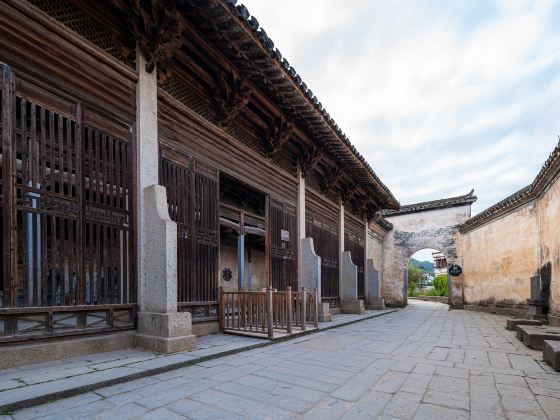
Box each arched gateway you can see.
[382,191,477,307]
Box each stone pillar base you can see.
[318,302,332,322]
[366,297,385,310]
[135,312,196,353]
[341,299,365,315]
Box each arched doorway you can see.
[406,248,448,299]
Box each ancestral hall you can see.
[0,0,399,360]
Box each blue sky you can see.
[241,0,560,214]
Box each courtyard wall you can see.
[457,141,560,319]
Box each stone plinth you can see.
[317,302,332,322]
[340,251,364,314]
[543,340,560,371]
[341,299,365,315]
[365,259,384,309]
[136,184,195,353]
[136,312,196,353]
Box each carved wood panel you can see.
[345,213,365,300]
[270,199,297,292]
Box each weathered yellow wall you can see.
[537,177,560,317]
[459,203,538,306]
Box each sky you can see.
[240,0,560,214]
[411,248,438,263]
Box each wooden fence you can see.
[219,287,319,339]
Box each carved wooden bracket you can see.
[209,70,252,129]
[126,0,184,79]
[341,183,359,205]
[366,201,380,221]
[320,167,343,196]
[299,145,322,177]
[262,116,294,158]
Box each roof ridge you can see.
[382,190,477,216]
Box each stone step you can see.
[543,340,560,371]
[517,325,560,350]
[506,318,543,331]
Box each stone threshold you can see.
[0,309,396,412]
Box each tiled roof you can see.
[188,0,400,210]
[382,190,477,217]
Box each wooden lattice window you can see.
[0,64,135,340]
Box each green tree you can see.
[433,274,448,296]
[407,260,424,296]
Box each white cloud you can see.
[241,0,560,214]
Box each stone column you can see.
[366,259,384,309]
[135,48,196,353]
[300,238,331,322]
[340,251,364,314]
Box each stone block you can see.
[506,319,542,331]
[136,312,196,353]
[0,332,134,370]
[340,299,365,315]
[543,340,560,371]
[518,325,560,350]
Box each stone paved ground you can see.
[9,301,560,419]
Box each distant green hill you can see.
[410,258,434,273]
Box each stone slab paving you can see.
[0,310,395,412]
[6,301,560,419]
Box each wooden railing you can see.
[219,287,319,339]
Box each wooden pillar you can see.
[339,198,345,285]
[296,165,305,289]
[237,234,245,291]
[1,63,16,308]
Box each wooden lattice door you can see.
[160,150,219,320]
[270,199,297,291]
